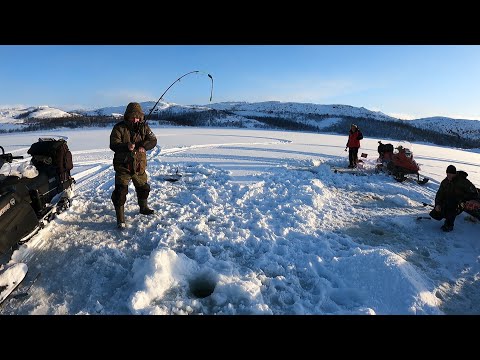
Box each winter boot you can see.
[441,221,454,232]
[115,205,126,229]
[139,199,155,215]
[441,224,453,232]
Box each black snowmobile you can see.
[376,141,429,185]
[0,138,75,255]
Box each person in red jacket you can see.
[345,124,363,168]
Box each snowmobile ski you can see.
[11,272,41,300]
[0,263,28,305]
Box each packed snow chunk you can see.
[384,194,418,207]
[0,263,28,288]
[192,216,209,233]
[331,248,442,314]
[130,249,200,313]
[129,249,221,314]
[358,307,377,315]
[0,163,10,176]
[211,277,270,315]
[0,161,38,179]
[18,162,39,178]
[194,246,214,264]
[93,301,104,313]
[329,287,367,308]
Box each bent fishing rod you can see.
[130,70,213,145]
[144,70,214,123]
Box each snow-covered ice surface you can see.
[0,127,479,315]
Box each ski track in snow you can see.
[0,128,479,315]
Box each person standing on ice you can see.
[110,102,157,229]
[345,124,363,168]
[430,165,478,232]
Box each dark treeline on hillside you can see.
[150,109,227,126]
[242,114,320,132]
[2,111,480,149]
[324,116,480,148]
[149,109,267,128]
[0,110,265,134]
[243,114,480,148]
[0,116,119,133]
[15,109,39,119]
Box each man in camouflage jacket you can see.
[110,102,157,228]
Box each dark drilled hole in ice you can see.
[189,275,217,299]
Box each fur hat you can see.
[124,102,144,121]
[446,165,456,174]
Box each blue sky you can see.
[1,45,479,119]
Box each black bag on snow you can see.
[28,138,73,183]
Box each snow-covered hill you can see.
[207,101,480,142]
[208,101,399,122]
[78,100,210,117]
[410,116,480,141]
[0,106,72,124]
[2,101,480,145]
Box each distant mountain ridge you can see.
[207,101,399,122]
[1,101,480,147]
[78,101,210,117]
[207,102,480,141]
[0,105,71,123]
[409,116,480,141]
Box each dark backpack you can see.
[28,138,73,182]
[357,131,363,140]
[378,143,394,155]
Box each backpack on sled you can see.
[28,138,73,184]
[0,139,75,254]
